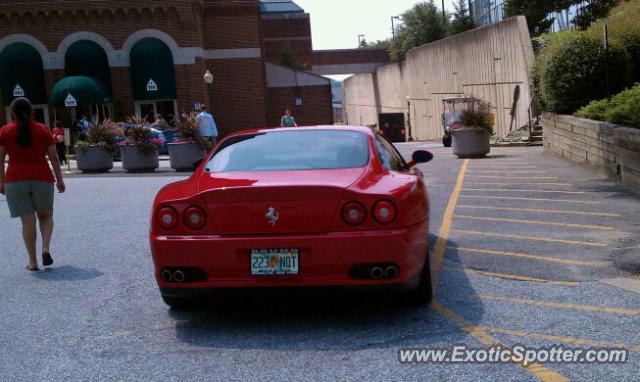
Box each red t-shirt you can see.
[0,120,55,183]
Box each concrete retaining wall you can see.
[543,112,640,192]
[343,16,535,140]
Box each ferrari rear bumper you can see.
[150,221,429,293]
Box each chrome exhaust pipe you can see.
[370,266,384,280]
[384,266,399,279]
[173,270,186,283]
[161,270,173,282]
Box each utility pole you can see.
[442,0,447,26]
[358,34,365,48]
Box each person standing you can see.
[51,121,66,165]
[195,104,218,148]
[280,109,298,127]
[0,98,66,271]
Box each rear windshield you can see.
[206,130,370,172]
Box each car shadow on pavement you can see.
[575,180,640,200]
[33,266,104,281]
[168,236,484,351]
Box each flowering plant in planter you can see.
[174,112,210,149]
[119,117,163,155]
[460,98,494,135]
[75,117,123,154]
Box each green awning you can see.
[51,76,112,107]
[65,40,113,98]
[0,43,47,106]
[130,38,177,101]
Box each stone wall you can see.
[543,112,640,192]
[343,16,535,140]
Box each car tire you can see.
[161,295,197,310]
[406,257,434,305]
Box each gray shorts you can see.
[4,181,54,218]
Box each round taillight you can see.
[157,207,179,230]
[373,200,397,224]
[183,206,207,230]
[342,202,366,225]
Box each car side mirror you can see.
[407,150,433,168]
[193,158,203,169]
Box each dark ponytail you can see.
[11,97,33,147]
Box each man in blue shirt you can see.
[195,104,218,145]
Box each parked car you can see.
[150,126,434,308]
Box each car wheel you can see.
[161,295,197,310]
[406,258,434,305]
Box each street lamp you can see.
[358,34,365,48]
[391,16,401,38]
[406,96,414,142]
[204,70,214,109]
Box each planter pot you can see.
[169,142,206,172]
[452,127,491,158]
[75,145,113,173]
[120,145,159,172]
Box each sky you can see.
[293,0,457,50]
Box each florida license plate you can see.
[251,249,299,275]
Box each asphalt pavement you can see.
[1,144,639,381]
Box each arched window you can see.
[64,40,113,98]
[129,37,176,101]
[0,43,47,106]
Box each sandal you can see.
[26,265,40,272]
[42,252,54,267]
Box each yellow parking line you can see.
[463,188,587,195]
[468,170,548,174]
[431,159,469,288]
[459,195,600,204]
[464,182,572,186]
[483,326,640,352]
[478,294,640,316]
[451,246,605,267]
[467,175,560,180]
[452,229,608,247]
[454,215,615,231]
[456,205,620,218]
[432,302,570,382]
[443,267,579,286]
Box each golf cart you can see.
[441,97,478,147]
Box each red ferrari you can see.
[150,126,434,308]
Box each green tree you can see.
[449,0,476,36]
[505,0,627,36]
[390,0,448,62]
[276,43,306,71]
[573,0,627,30]
[504,0,566,36]
[358,38,369,49]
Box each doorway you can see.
[378,113,407,143]
[135,100,177,125]
[5,104,50,126]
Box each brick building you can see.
[0,0,333,136]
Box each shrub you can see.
[575,83,640,128]
[587,0,640,82]
[536,32,632,114]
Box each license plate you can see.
[251,249,299,275]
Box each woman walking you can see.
[52,121,66,165]
[0,98,66,271]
